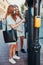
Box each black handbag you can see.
[3,20,17,43]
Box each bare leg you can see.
[20,36,26,53]
[13,44,20,59]
[20,36,24,49]
[13,45,16,56]
[9,44,16,64]
[15,42,18,51]
[9,44,14,58]
[15,42,18,56]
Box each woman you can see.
[5,5,25,64]
[14,5,26,53]
[24,1,28,38]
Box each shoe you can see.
[21,49,26,53]
[13,55,20,60]
[16,51,18,56]
[9,58,16,64]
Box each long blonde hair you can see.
[14,5,22,19]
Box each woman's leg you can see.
[13,44,20,59]
[20,36,26,53]
[20,36,24,49]
[9,44,16,64]
[15,42,18,51]
[9,44,14,58]
[15,42,18,56]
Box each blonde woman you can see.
[14,5,26,53]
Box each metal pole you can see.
[27,7,34,65]
[26,0,41,65]
[27,0,33,65]
[31,0,41,65]
[26,0,34,65]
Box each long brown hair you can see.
[5,5,17,21]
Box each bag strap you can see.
[5,19,7,31]
[5,19,14,31]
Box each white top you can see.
[7,15,16,30]
[7,15,25,39]
[16,16,25,37]
[6,15,16,44]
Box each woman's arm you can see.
[9,18,25,29]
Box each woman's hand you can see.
[18,30,22,33]
[22,18,25,23]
